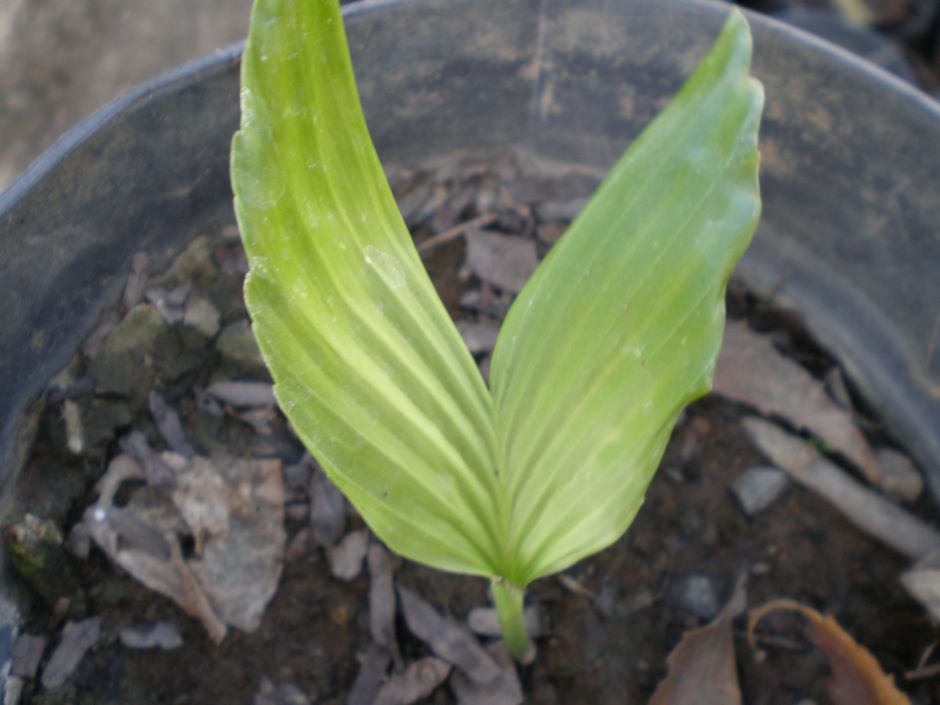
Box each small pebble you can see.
[253,677,310,705]
[119,622,183,651]
[668,574,721,621]
[146,285,190,325]
[730,466,789,516]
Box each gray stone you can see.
[669,574,721,621]
[730,465,789,516]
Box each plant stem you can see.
[491,578,534,663]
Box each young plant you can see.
[232,0,762,661]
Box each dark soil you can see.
[8,153,938,705]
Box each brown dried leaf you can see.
[715,322,880,484]
[647,577,746,705]
[748,599,911,705]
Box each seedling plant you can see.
[232,0,763,661]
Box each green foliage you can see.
[232,0,762,657]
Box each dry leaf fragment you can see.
[450,642,523,705]
[11,634,47,679]
[715,322,881,484]
[748,599,911,705]
[647,576,746,705]
[347,644,393,705]
[42,617,101,690]
[328,529,370,581]
[743,418,940,560]
[310,466,346,547]
[464,230,538,294]
[84,449,285,642]
[374,657,451,705]
[368,543,398,655]
[398,587,500,684]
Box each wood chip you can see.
[374,657,451,705]
[450,642,523,705]
[398,587,500,684]
[648,577,746,705]
[464,231,538,294]
[310,467,346,547]
[206,381,277,408]
[42,617,100,689]
[466,606,547,638]
[347,644,392,705]
[328,530,370,581]
[368,543,398,654]
[743,418,940,560]
[11,634,47,679]
[149,390,196,457]
[123,252,150,311]
[253,677,310,705]
[715,322,881,484]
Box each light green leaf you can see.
[231,0,504,577]
[231,0,762,593]
[489,10,763,585]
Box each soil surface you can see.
[6,153,938,705]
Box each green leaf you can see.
[231,0,504,577]
[489,10,763,584]
[231,0,762,592]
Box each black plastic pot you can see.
[0,0,938,634]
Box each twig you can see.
[417,213,496,254]
[906,662,940,681]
